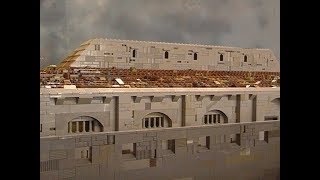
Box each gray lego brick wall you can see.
[40,88,280,137]
[40,88,279,179]
[40,120,280,180]
[65,38,280,72]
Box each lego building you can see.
[40,38,280,180]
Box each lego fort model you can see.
[40,38,280,180]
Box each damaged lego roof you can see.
[40,67,280,88]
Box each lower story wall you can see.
[40,120,280,180]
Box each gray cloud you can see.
[40,0,279,67]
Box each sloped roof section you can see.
[40,67,280,88]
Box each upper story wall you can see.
[58,38,280,72]
[40,88,280,137]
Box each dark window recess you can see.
[194,53,198,60]
[50,127,56,131]
[85,121,89,132]
[265,116,278,121]
[151,118,154,127]
[161,117,164,127]
[165,51,169,59]
[132,49,136,58]
[198,136,210,150]
[244,55,247,62]
[156,118,160,127]
[143,117,164,128]
[94,44,100,51]
[122,143,136,157]
[188,53,193,55]
[145,119,149,128]
[220,54,223,61]
[177,61,182,63]
[230,134,241,145]
[168,140,175,153]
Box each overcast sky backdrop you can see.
[40,0,279,67]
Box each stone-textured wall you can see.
[40,121,280,180]
[64,38,280,72]
[40,88,280,137]
[40,88,280,179]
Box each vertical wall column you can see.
[251,95,257,122]
[76,121,79,133]
[255,94,269,141]
[256,94,269,122]
[115,96,119,131]
[118,95,133,131]
[236,95,240,123]
[183,95,196,126]
[142,118,145,128]
[237,94,251,123]
[181,95,186,126]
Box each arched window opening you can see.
[68,116,103,134]
[194,53,198,60]
[220,54,224,61]
[203,110,228,125]
[244,55,247,62]
[165,51,169,59]
[142,112,172,129]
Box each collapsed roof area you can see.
[40,67,280,88]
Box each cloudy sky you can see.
[40,0,279,67]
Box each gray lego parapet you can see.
[40,87,280,180]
